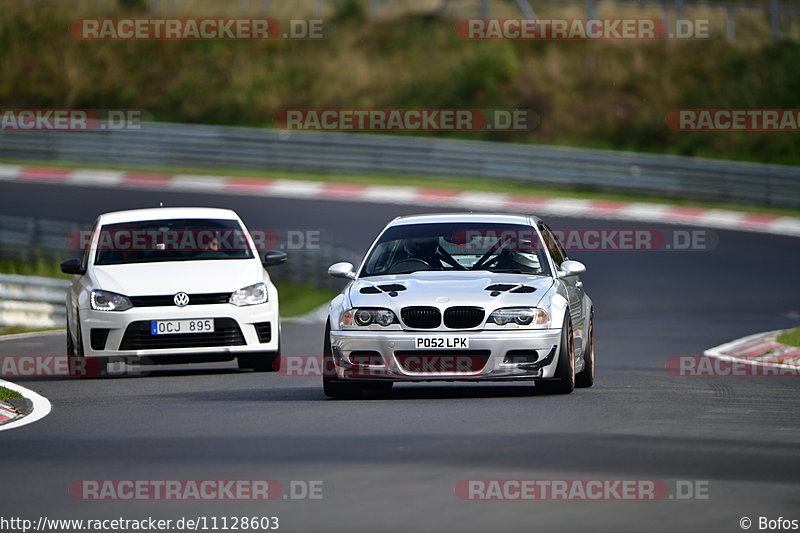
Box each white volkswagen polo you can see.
[61,207,286,375]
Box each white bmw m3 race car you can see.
[323,213,594,398]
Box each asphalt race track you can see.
[1,180,799,533]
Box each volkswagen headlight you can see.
[229,282,268,306]
[90,290,132,312]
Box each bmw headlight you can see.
[229,282,268,306]
[489,307,549,327]
[342,308,397,327]
[90,290,132,312]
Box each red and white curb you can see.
[704,329,800,371]
[0,402,16,423]
[2,164,800,237]
[0,378,52,431]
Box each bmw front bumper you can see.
[329,328,563,381]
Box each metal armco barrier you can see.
[0,274,69,328]
[0,215,83,262]
[1,122,799,208]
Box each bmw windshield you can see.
[360,222,551,277]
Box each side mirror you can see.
[262,250,287,267]
[559,260,586,278]
[328,262,356,280]
[60,258,86,275]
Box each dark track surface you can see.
[1,180,799,533]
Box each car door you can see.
[540,223,585,351]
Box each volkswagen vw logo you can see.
[173,292,190,307]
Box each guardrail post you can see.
[674,0,684,21]
[770,0,780,43]
[26,218,38,262]
[514,0,536,19]
[586,0,598,19]
[305,251,315,287]
[478,0,490,18]
[726,6,735,43]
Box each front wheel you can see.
[536,317,575,394]
[322,321,364,399]
[66,322,75,357]
[67,315,106,377]
[67,315,85,377]
[575,313,594,388]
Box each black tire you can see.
[322,321,364,399]
[537,317,575,394]
[66,322,75,357]
[575,313,594,389]
[67,314,93,377]
[66,312,115,377]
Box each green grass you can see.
[0,386,21,402]
[2,1,800,166]
[4,158,800,218]
[277,284,336,317]
[0,326,63,336]
[0,256,71,279]
[777,327,800,349]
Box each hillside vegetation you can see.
[1,0,799,164]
